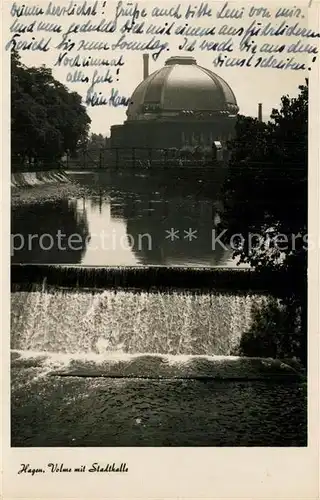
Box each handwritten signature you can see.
[85,87,130,107]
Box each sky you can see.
[7,0,316,135]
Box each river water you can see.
[12,286,268,358]
[11,169,243,267]
[11,284,307,447]
[11,169,307,446]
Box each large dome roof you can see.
[127,56,239,121]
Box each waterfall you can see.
[12,286,269,357]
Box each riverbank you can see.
[11,170,88,207]
[11,169,70,189]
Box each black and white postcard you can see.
[1,0,319,498]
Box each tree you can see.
[11,50,91,169]
[222,84,308,366]
[86,133,108,163]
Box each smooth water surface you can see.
[12,169,242,267]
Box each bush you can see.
[238,298,306,368]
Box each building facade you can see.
[110,55,239,152]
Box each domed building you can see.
[110,55,239,151]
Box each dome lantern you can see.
[165,56,197,66]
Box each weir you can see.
[11,264,293,293]
[11,255,305,447]
[11,277,306,447]
[11,264,298,381]
[11,283,269,357]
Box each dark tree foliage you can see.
[86,133,108,163]
[11,50,91,169]
[222,84,308,366]
[88,133,108,150]
[67,132,109,169]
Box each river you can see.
[10,168,306,447]
[11,168,244,267]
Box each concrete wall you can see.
[11,170,70,189]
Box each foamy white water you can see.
[11,288,269,357]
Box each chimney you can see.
[258,103,263,122]
[143,54,149,80]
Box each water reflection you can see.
[12,169,238,267]
[11,199,89,264]
[122,194,227,266]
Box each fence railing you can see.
[63,146,228,170]
[10,143,231,171]
[11,158,67,173]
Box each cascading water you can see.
[11,284,306,447]
[11,284,271,379]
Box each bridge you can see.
[62,143,228,170]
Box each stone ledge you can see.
[11,170,70,189]
[11,350,303,381]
